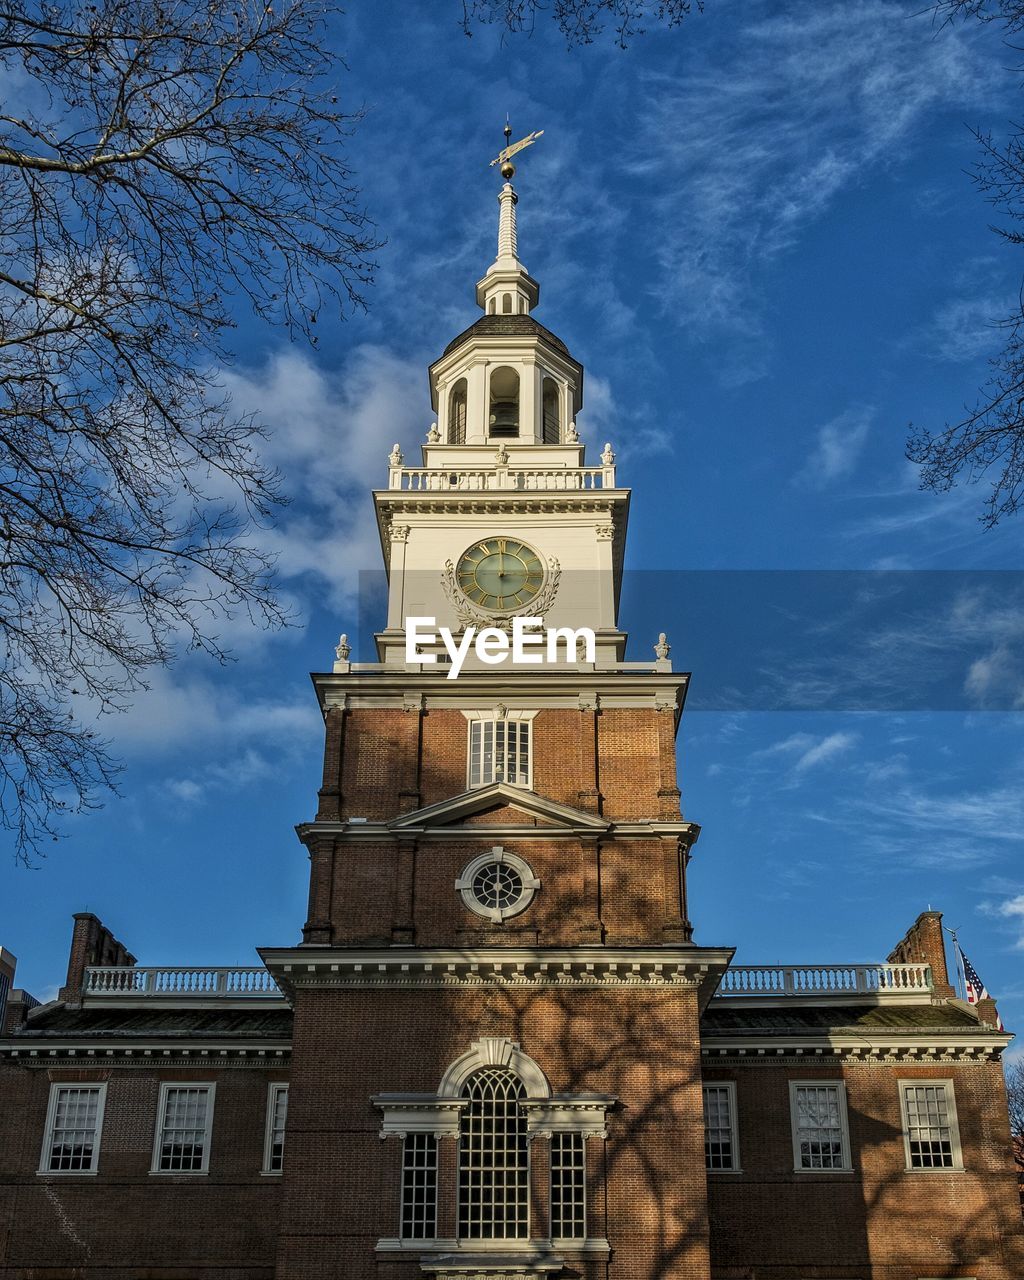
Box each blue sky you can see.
[4,1,1024,1048]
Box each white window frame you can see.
[262,1082,288,1175]
[549,1130,587,1243]
[399,1131,439,1241]
[898,1079,963,1172]
[150,1081,215,1175]
[702,1081,741,1172]
[455,846,540,923]
[463,711,536,790]
[38,1082,107,1176]
[788,1080,852,1172]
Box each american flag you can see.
[961,948,1005,1032]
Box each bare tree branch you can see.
[908,2,1024,524]
[0,0,380,863]
[459,0,704,49]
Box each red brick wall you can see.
[705,1059,1024,1279]
[277,983,708,1280]
[331,706,682,823]
[0,1060,286,1279]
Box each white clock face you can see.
[456,537,545,612]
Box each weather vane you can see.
[490,117,544,180]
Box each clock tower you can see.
[262,141,732,1280]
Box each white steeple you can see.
[476,124,540,316]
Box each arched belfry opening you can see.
[542,376,560,444]
[448,378,467,445]
[489,366,520,437]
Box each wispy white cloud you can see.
[755,729,859,773]
[980,891,1024,950]
[631,2,998,354]
[794,408,873,488]
[924,294,1006,363]
[222,344,428,609]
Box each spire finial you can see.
[490,122,544,182]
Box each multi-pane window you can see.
[264,1084,288,1174]
[468,719,531,788]
[40,1084,106,1173]
[458,1068,529,1239]
[901,1081,961,1169]
[789,1083,850,1171]
[401,1133,438,1239]
[152,1084,214,1173]
[550,1132,586,1240]
[703,1083,739,1171]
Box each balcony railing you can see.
[389,465,615,492]
[81,961,931,1001]
[716,963,932,998]
[83,966,281,998]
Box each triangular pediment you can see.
[388,782,608,834]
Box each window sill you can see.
[551,1238,610,1255]
[791,1167,855,1175]
[377,1239,606,1255]
[36,1169,98,1177]
[260,1169,284,1177]
[903,1165,965,1174]
[148,1169,209,1177]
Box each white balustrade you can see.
[83,966,280,997]
[716,963,932,997]
[389,466,615,492]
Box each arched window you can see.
[488,366,519,437]
[459,1069,529,1239]
[518,297,526,314]
[449,379,467,445]
[488,297,496,314]
[502,292,512,314]
[542,377,560,444]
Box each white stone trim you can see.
[521,1096,613,1139]
[438,1037,550,1100]
[700,1033,1008,1062]
[456,848,540,922]
[262,947,732,1005]
[460,709,538,721]
[373,1096,468,1137]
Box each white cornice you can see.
[0,1040,291,1063]
[296,819,698,843]
[309,668,690,718]
[700,1031,1010,1063]
[259,945,734,1011]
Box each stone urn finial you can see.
[654,632,670,661]
[388,443,403,468]
[335,633,351,662]
[601,442,615,466]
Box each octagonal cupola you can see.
[428,137,584,449]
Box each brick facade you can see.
[2,189,1023,1280]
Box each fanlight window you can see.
[449,379,467,445]
[489,366,520,437]
[542,377,560,444]
[459,1069,529,1240]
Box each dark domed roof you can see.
[442,313,575,362]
